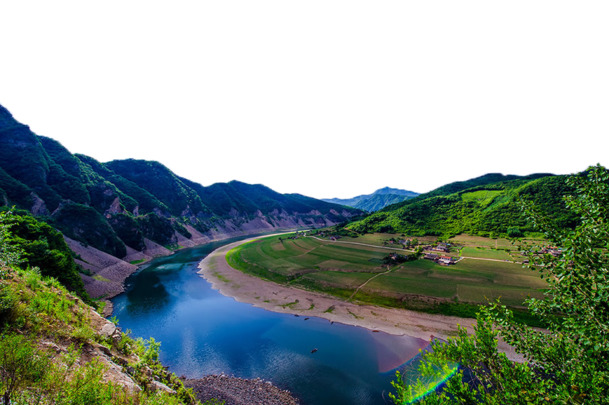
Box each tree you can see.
[506,226,523,238]
[0,210,23,274]
[0,333,50,404]
[0,209,91,302]
[391,165,609,404]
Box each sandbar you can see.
[197,234,522,361]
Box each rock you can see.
[150,380,177,395]
[99,320,122,343]
[185,375,299,405]
[40,340,64,354]
[100,321,117,338]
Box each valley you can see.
[1,101,605,404]
[216,231,548,325]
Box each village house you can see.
[438,255,456,265]
[424,253,439,261]
[424,253,458,265]
[540,246,562,257]
[431,243,450,253]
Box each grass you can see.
[323,305,335,313]
[213,271,231,283]
[461,190,504,206]
[280,300,299,309]
[93,274,111,282]
[226,233,548,322]
[129,259,146,265]
[460,246,514,261]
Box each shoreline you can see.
[184,375,299,405]
[99,229,303,316]
[196,234,523,360]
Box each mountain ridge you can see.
[0,104,364,298]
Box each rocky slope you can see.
[0,260,299,404]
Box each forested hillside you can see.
[0,104,362,259]
[347,173,578,237]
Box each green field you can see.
[226,233,547,321]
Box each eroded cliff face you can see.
[65,206,353,301]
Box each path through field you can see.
[348,266,396,301]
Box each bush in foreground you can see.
[392,165,609,404]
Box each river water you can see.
[111,236,429,405]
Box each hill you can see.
[346,173,578,237]
[0,211,297,405]
[0,103,363,298]
[323,187,419,212]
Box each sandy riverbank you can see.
[197,235,523,361]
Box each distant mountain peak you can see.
[372,187,419,197]
[322,187,419,212]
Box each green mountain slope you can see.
[0,104,363,275]
[323,187,419,212]
[347,174,577,237]
[105,159,211,218]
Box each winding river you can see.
[111,236,429,405]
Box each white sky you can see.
[1,1,608,199]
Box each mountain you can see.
[323,187,419,212]
[346,173,578,237]
[0,104,364,298]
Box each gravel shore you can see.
[184,374,299,405]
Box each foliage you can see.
[76,153,165,214]
[0,165,34,209]
[0,336,204,405]
[137,213,177,247]
[0,333,50,404]
[109,213,146,251]
[392,165,609,404]
[0,211,24,273]
[1,209,91,301]
[106,159,209,217]
[50,202,127,258]
[382,252,421,264]
[38,136,91,206]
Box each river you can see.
[111,236,429,405]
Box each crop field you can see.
[226,233,548,318]
[459,246,514,261]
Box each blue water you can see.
[111,236,428,404]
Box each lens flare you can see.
[390,338,459,404]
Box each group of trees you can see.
[0,209,91,303]
[392,165,609,404]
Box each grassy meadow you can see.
[226,232,548,322]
